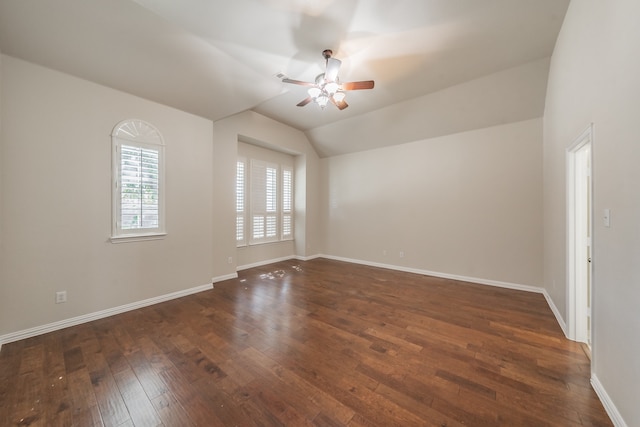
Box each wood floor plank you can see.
[112,366,162,427]
[67,368,104,427]
[150,390,194,427]
[42,334,73,427]
[0,259,613,426]
[11,343,47,426]
[124,350,168,401]
[240,346,355,424]
[89,366,131,426]
[158,365,227,426]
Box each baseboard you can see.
[219,254,321,275]
[294,254,322,262]
[319,254,545,294]
[542,289,568,337]
[0,283,213,348]
[237,255,299,271]
[212,272,238,283]
[591,374,628,427]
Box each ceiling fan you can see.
[279,49,374,110]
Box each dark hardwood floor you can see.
[0,258,612,426]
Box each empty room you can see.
[0,0,638,426]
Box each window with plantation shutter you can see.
[111,120,165,242]
[237,142,294,247]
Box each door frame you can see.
[566,124,593,344]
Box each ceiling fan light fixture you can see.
[325,82,339,95]
[316,94,329,108]
[308,87,322,98]
[332,91,346,102]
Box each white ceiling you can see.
[0,0,570,156]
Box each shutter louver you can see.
[253,215,265,239]
[282,214,292,237]
[266,215,277,237]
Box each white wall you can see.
[0,55,214,337]
[544,0,640,425]
[321,118,543,288]
[212,111,321,274]
[0,54,3,321]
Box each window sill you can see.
[110,232,167,244]
[245,239,294,247]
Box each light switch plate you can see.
[603,209,610,227]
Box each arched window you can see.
[111,119,166,242]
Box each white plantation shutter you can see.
[250,160,279,244]
[282,167,293,239]
[111,119,165,241]
[266,215,277,238]
[238,142,294,246]
[120,145,159,229]
[266,166,277,238]
[236,159,246,245]
[250,160,266,241]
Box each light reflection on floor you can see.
[231,264,305,349]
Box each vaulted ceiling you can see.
[0,0,570,156]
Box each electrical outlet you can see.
[227,257,233,264]
[55,291,67,304]
[399,251,405,258]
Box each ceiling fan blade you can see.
[341,80,375,91]
[283,78,316,87]
[331,97,348,110]
[325,58,342,82]
[296,97,313,107]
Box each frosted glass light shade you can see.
[308,87,321,98]
[333,91,346,102]
[316,95,329,107]
[325,82,339,95]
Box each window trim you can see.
[111,119,166,243]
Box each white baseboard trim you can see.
[294,254,322,262]
[212,273,238,283]
[542,289,568,337]
[0,283,213,348]
[219,254,322,276]
[237,255,299,271]
[319,254,545,294]
[591,374,627,427]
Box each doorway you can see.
[567,125,593,347]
